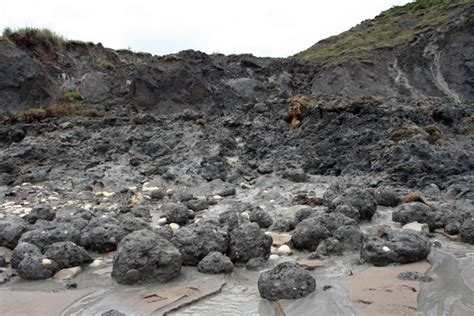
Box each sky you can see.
[1,0,410,57]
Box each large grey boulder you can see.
[392,202,437,231]
[172,219,228,266]
[361,227,431,266]
[258,262,316,301]
[112,230,182,284]
[228,223,272,263]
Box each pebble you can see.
[169,223,180,231]
[269,254,280,260]
[53,267,82,280]
[277,245,292,256]
[157,218,168,225]
[41,258,53,268]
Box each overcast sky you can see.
[1,0,410,57]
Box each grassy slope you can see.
[295,0,471,64]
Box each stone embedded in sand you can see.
[53,266,81,280]
[112,229,182,284]
[258,261,316,301]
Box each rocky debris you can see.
[17,254,58,280]
[172,219,228,266]
[361,227,431,266]
[228,222,272,263]
[53,266,82,280]
[392,202,437,231]
[24,204,55,224]
[402,221,430,235]
[162,203,194,225]
[44,241,92,269]
[317,237,342,255]
[292,218,330,251]
[271,216,296,232]
[460,218,474,244]
[185,198,209,212]
[219,210,249,231]
[373,187,401,207]
[11,242,42,269]
[112,229,182,284]
[258,262,316,301]
[80,216,127,253]
[334,225,366,251]
[246,257,267,271]
[19,223,81,251]
[0,215,28,249]
[398,271,433,282]
[327,187,377,220]
[197,251,233,274]
[249,208,273,228]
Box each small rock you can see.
[157,218,168,225]
[277,245,292,256]
[269,254,280,260]
[249,208,273,228]
[258,261,316,301]
[53,267,82,280]
[197,252,233,274]
[246,257,267,271]
[42,258,53,268]
[64,281,78,289]
[169,223,180,231]
[402,221,430,235]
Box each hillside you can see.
[295,0,473,102]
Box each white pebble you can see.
[382,246,391,252]
[269,254,280,260]
[278,245,292,256]
[169,223,180,231]
[157,218,167,225]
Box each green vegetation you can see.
[380,0,455,17]
[2,27,66,45]
[21,104,103,122]
[295,0,470,64]
[63,90,83,103]
[97,60,116,70]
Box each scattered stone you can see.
[112,229,182,284]
[265,232,292,247]
[197,252,233,274]
[24,204,56,224]
[361,227,431,266]
[277,245,291,256]
[11,242,42,269]
[257,163,273,174]
[246,257,267,271]
[80,217,127,253]
[215,187,236,197]
[392,202,437,231]
[150,189,166,200]
[44,241,92,269]
[249,208,273,228]
[258,262,316,301]
[64,280,78,289]
[329,187,377,220]
[169,223,180,231]
[185,198,209,212]
[459,218,474,244]
[17,255,58,280]
[292,218,330,251]
[334,225,366,251]
[0,215,28,249]
[402,221,430,235]
[172,219,228,266]
[398,271,433,282]
[219,210,249,231]
[157,218,168,225]
[53,266,82,280]
[373,188,401,207]
[163,203,194,225]
[228,222,272,263]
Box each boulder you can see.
[258,262,316,301]
[329,187,377,220]
[249,208,273,228]
[162,203,194,225]
[19,223,81,251]
[80,216,128,253]
[361,227,431,266]
[0,215,28,249]
[197,252,233,274]
[292,218,330,251]
[334,225,366,251]
[11,242,42,269]
[44,241,92,269]
[373,188,401,207]
[392,202,436,231]
[228,223,272,263]
[17,255,58,280]
[460,218,474,244]
[271,217,296,232]
[172,219,228,266]
[112,229,182,284]
[24,204,55,224]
